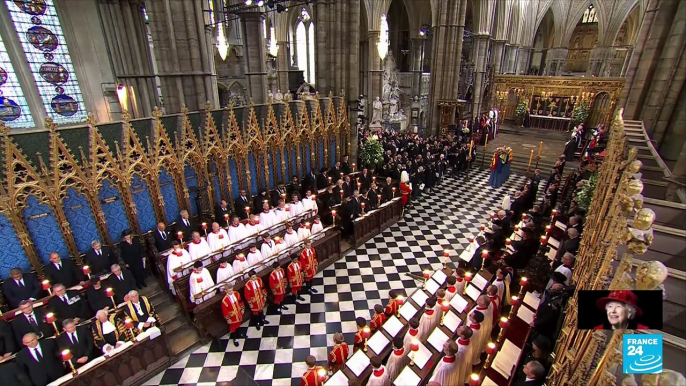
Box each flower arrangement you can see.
[359,138,384,168]
[515,100,528,117]
[572,102,590,125]
[575,172,598,211]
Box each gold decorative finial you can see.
[205,101,212,111]
[121,110,131,122]
[0,122,10,136]
[181,105,189,115]
[152,106,163,119]
[249,97,255,106]
[328,91,334,99]
[44,117,58,133]
[85,113,98,126]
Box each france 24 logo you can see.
[623,334,663,374]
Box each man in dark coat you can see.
[16,332,65,386]
[0,362,31,386]
[234,189,251,219]
[2,268,43,309]
[0,318,17,357]
[56,318,95,368]
[85,240,117,276]
[176,210,196,241]
[107,264,137,305]
[381,177,395,203]
[505,228,539,269]
[43,252,86,289]
[119,229,147,289]
[12,300,54,344]
[340,155,352,175]
[272,184,287,208]
[85,276,111,314]
[47,283,91,326]
[152,222,173,252]
[554,228,581,267]
[303,169,317,194]
[316,168,329,191]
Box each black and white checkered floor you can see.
[144,170,530,386]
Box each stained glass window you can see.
[582,5,598,23]
[293,9,316,86]
[0,33,34,128]
[6,0,86,124]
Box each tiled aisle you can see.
[144,170,528,386]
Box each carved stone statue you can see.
[268,90,274,103]
[284,91,292,102]
[275,89,284,102]
[389,97,398,117]
[372,96,383,123]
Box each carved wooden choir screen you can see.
[0,94,349,278]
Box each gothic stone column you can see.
[240,10,268,104]
[491,39,506,74]
[276,41,290,94]
[367,30,383,116]
[410,37,426,98]
[544,48,569,76]
[516,46,532,74]
[471,34,490,118]
[504,44,519,74]
[427,0,468,134]
[145,0,217,113]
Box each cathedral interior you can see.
[0,0,684,385]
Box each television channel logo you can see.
[623,334,663,374]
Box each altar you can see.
[528,114,572,131]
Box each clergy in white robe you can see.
[302,192,318,214]
[227,216,248,243]
[368,356,390,386]
[232,254,251,275]
[445,276,458,302]
[403,318,421,353]
[487,285,502,322]
[246,245,263,266]
[468,310,486,365]
[289,196,304,218]
[493,268,511,307]
[188,232,212,261]
[216,262,235,284]
[245,215,262,237]
[260,234,278,259]
[419,298,440,341]
[189,262,216,304]
[310,216,324,235]
[283,225,299,248]
[469,295,494,338]
[455,326,476,384]
[455,274,467,295]
[166,242,191,292]
[274,202,289,223]
[386,337,410,383]
[428,340,460,386]
[259,202,277,228]
[297,221,311,241]
[206,223,230,251]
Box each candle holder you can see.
[331,210,336,227]
[497,317,509,343]
[469,373,480,386]
[352,163,356,172]
[361,202,365,215]
[317,368,327,383]
[392,187,396,197]
[42,280,52,296]
[46,312,59,335]
[396,295,404,317]
[124,317,136,338]
[484,342,497,369]
[362,326,371,352]
[328,177,332,184]
[519,277,528,298]
[509,296,520,318]
[440,301,450,325]
[82,265,91,280]
[443,249,450,270]
[410,339,419,366]
[106,287,116,308]
[463,272,472,293]
[422,270,430,289]
[177,231,183,241]
[61,349,76,374]
[202,222,207,235]
[224,214,230,227]
[245,207,250,216]
[481,251,488,271]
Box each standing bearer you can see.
[287,254,306,303]
[269,262,288,313]
[221,285,245,347]
[299,239,318,294]
[244,270,269,330]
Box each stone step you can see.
[643,198,686,228]
[167,324,202,358]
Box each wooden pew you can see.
[191,229,342,339]
[352,198,402,247]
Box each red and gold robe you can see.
[269,267,287,304]
[244,278,267,314]
[354,327,366,351]
[328,342,349,373]
[221,292,245,332]
[384,298,400,317]
[301,366,325,386]
[299,246,318,281]
[370,312,387,332]
[287,261,304,294]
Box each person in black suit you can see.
[381,177,394,203]
[367,183,380,210]
[0,319,17,358]
[340,155,352,174]
[271,184,287,207]
[357,168,372,192]
[57,319,95,367]
[254,191,269,213]
[16,332,65,386]
[0,362,31,386]
[303,169,317,194]
[330,162,341,179]
[107,264,136,305]
[176,210,196,241]
[511,360,546,386]
[12,300,54,344]
[85,277,111,313]
[152,222,173,252]
[84,240,116,277]
[119,230,147,289]
[351,191,363,219]
[505,228,539,269]
[342,176,353,199]
[43,252,86,289]
[554,228,580,266]
[316,168,329,191]
[2,268,43,309]
[47,283,91,326]
[496,210,512,236]
[214,199,232,225]
[287,176,301,199]
[234,189,251,219]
